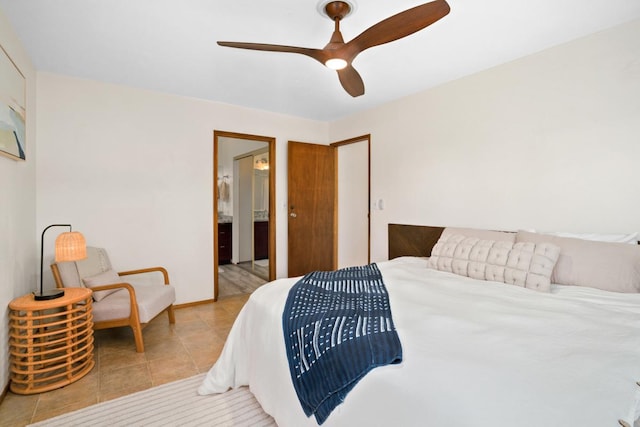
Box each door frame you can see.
[213,130,276,301]
[330,134,371,265]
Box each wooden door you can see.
[288,141,336,277]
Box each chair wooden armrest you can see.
[118,267,170,285]
[115,267,176,327]
[88,282,142,334]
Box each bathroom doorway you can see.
[213,130,275,301]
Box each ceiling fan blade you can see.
[217,41,327,64]
[347,0,450,56]
[337,65,365,97]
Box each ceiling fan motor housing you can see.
[324,1,351,21]
[317,0,356,21]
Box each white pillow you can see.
[428,234,560,292]
[82,269,124,302]
[516,230,640,293]
[535,231,638,245]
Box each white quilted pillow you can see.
[428,234,561,292]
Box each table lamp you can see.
[35,224,87,301]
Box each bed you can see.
[199,224,640,427]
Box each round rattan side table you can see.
[8,287,95,394]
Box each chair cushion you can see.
[76,247,113,279]
[92,283,176,324]
[55,247,113,288]
[82,269,125,302]
[54,261,83,287]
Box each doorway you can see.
[213,131,275,301]
[332,135,370,268]
[287,135,370,277]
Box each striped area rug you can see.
[28,374,276,427]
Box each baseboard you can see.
[0,380,9,405]
[174,299,215,309]
[173,295,249,310]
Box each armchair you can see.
[51,247,176,352]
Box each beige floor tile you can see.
[184,331,225,351]
[173,307,204,321]
[145,315,176,329]
[173,319,218,340]
[194,356,219,373]
[0,392,38,427]
[149,348,193,364]
[36,369,99,409]
[99,362,152,395]
[198,309,237,326]
[210,325,235,342]
[149,355,199,386]
[143,336,187,362]
[98,382,153,403]
[95,328,139,352]
[218,293,250,307]
[31,396,100,423]
[142,332,176,348]
[190,342,225,373]
[99,346,147,370]
[182,329,225,347]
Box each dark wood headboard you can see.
[388,224,445,259]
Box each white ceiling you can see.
[1,0,639,121]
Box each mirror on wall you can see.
[214,131,275,301]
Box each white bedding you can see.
[199,257,640,426]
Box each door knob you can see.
[290,212,297,218]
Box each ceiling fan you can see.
[217,0,450,97]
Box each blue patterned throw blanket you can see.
[283,263,403,424]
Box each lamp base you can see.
[34,289,65,301]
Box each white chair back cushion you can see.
[56,247,113,288]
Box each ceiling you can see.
[1,0,639,122]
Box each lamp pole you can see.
[35,224,72,301]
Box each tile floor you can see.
[0,293,249,427]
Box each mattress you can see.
[200,257,640,426]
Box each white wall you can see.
[329,18,640,262]
[36,73,328,304]
[0,8,37,393]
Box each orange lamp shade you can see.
[55,231,87,262]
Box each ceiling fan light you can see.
[325,58,347,70]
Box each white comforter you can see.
[199,257,640,427]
